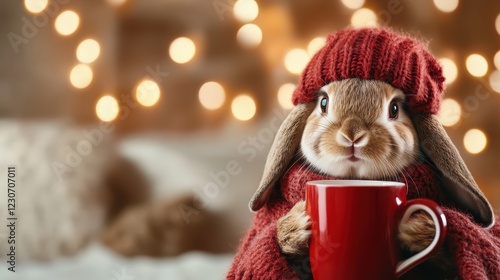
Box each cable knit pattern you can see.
[292,27,445,115]
[227,161,500,279]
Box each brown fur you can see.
[277,201,310,256]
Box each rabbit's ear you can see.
[413,114,494,228]
[249,102,316,212]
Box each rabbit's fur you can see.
[276,79,450,266]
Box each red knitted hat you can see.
[292,28,445,115]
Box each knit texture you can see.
[227,162,500,279]
[292,28,445,115]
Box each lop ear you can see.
[413,114,494,228]
[249,102,316,212]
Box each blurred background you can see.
[0,0,499,279]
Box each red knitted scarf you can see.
[227,161,500,280]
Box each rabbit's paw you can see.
[398,212,436,253]
[277,201,310,256]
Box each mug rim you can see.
[307,180,405,188]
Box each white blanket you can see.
[0,243,233,280]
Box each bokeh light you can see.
[233,0,259,23]
[439,58,458,84]
[24,0,48,13]
[236,24,262,48]
[199,82,226,110]
[107,0,126,6]
[76,39,101,64]
[277,83,295,110]
[135,79,161,107]
[54,11,80,36]
[437,98,461,127]
[231,95,256,121]
[96,95,119,122]
[350,8,377,28]
[496,14,500,36]
[284,49,309,75]
[169,37,196,64]
[489,70,500,93]
[494,50,500,70]
[69,64,93,89]
[464,129,487,154]
[466,54,488,77]
[341,0,365,10]
[307,37,326,57]
[433,0,459,13]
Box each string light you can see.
[433,0,459,13]
[233,0,259,23]
[277,84,295,109]
[437,98,461,127]
[494,50,500,70]
[466,54,488,77]
[341,0,365,10]
[231,95,256,121]
[24,0,48,13]
[169,37,196,64]
[96,95,119,122]
[76,39,101,64]
[69,64,93,89]
[307,37,326,57]
[107,0,126,6]
[489,70,500,93]
[284,49,309,75]
[350,8,377,28]
[135,79,161,107]
[55,11,80,36]
[236,24,262,48]
[464,129,487,154]
[199,82,225,110]
[496,14,500,36]
[439,58,458,84]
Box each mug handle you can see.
[395,198,447,278]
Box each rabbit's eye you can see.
[320,97,328,113]
[389,101,399,119]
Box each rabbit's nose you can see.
[338,131,367,146]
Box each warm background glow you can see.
[494,50,500,70]
[439,58,458,84]
[496,14,500,36]
[341,0,365,10]
[76,39,101,64]
[464,129,487,154]
[466,54,488,77]
[24,0,48,13]
[433,0,459,13]
[307,37,326,57]
[489,70,500,93]
[135,79,161,107]
[199,82,226,110]
[284,49,309,75]
[54,11,80,36]
[107,0,126,6]
[233,0,259,23]
[277,83,295,110]
[351,8,377,28]
[169,37,196,64]
[69,64,93,89]
[231,95,256,121]
[95,95,119,122]
[236,24,262,48]
[437,98,461,127]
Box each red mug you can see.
[305,180,447,280]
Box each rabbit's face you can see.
[301,78,418,179]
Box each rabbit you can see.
[228,28,495,280]
[275,79,454,271]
